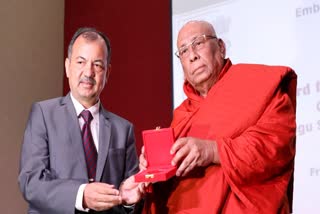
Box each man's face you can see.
[65,36,109,107]
[177,22,226,92]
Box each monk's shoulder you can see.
[229,63,296,79]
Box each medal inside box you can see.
[134,127,177,182]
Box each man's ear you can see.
[65,58,70,78]
[106,64,111,80]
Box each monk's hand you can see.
[83,182,122,211]
[139,146,148,170]
[119,175,145,205]
[170,137,219,176]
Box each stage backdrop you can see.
[64,0,173,150]
[172,0,320,213]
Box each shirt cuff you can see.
[123,204,135,208]
[75,184,89,212]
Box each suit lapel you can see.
[96,106,111,181]
[61,94,88,176]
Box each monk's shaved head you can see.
[176,20,226,97]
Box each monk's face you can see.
[176,21,226,93]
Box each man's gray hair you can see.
[67,27,112,64]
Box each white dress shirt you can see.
[70,93,100,212]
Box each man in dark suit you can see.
[18,27,143,213]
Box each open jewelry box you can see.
[134,127,177,182]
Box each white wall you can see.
[0,1,64,212]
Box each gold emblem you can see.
[145,174,154,179]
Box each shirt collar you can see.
[70,93,100,119]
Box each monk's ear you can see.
[218,39,226,58]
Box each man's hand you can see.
[139,146,148,170]
[170,137,220,176]
[83,182,122,211]
[119,175,145,205]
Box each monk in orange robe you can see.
[139,20,297,214]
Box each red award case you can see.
[134,127,177,182]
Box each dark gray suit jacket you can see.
[18,94,139,214]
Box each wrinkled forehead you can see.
[73,36,108,58]
[177,21,216,48]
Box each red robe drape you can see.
[145,59,297,214]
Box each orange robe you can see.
[145,59,297,214]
